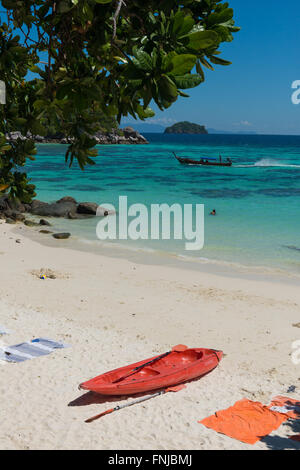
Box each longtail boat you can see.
[173,152,232,167]
[79,346,222,396]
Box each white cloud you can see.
[233,120,253,127]
[122,117,176,125]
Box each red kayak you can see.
[79,346,222,396]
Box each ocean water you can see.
[25,134,300,276]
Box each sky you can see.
[1,1,299,134]
[124,0,300,135]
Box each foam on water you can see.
[236,158,300,168]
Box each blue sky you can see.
[1,1,299,134]
[124,0,300,134]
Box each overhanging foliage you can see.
[0,0,239,201]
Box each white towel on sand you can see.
[0,337,70,363]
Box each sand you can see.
[0,220,299,450]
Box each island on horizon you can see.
[164,121,208,135]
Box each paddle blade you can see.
[166,384,187,393]
[85,408,114,423]
[172,344,188,352]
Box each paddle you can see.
[112,344,188,385]
[85,384,186,423]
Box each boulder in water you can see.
[39,219,51,226]
[77,202,99,215]
[52,232,71,239]
[24,219,39,227]
[31,199,77,217]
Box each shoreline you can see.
[1,221,300,450]
[17,217,300,288]
[6,126,149,146]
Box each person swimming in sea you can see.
[210,209,216,216]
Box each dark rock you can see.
[68,211,94,220]
[7,127,148,145]
[4,209,13,219]
[4,209,25,222]
[30,200,48,212]
[31,199,77,217]
[52,233,71,239]
[39,230,52,234]
[5,218,16,224]
[5,131,27,141]
[121,127,148,144]
[122,126,138,138]
[77,202,98,215]
[28,198,115,220]
[56,196,77,204]
[24,219,39,227]
[68,211,77,220]
[17,203,26,213]
[13,212,26,222]
[16,239,21,244]
[0,196,25,213]
[39,219,51,226]
[137,134,148,143]
[0,197,9,212]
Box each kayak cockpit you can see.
[80,347,222,395]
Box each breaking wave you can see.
[236,158,300,168]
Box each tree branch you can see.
[113,0,126,40]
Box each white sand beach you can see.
[0,220,299,450]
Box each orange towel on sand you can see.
[199,399,288,445]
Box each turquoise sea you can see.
[26,134,300,276]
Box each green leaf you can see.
[209,56,232,66]
[183,30,219,50]
[132,49,153,72]
[212,25,232,42]
[158,75,178,102]
[196,60,205,80]
[172,11,194,36]
[207,9,234,27]
[178,90,190,97]
[173,74,203,89]
[199,56,214,71]
[167,54,197,75]
[136,105,155,119]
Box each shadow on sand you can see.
[261,419,300,450]
[68,390,154,407]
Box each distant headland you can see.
[164,121,208,135]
